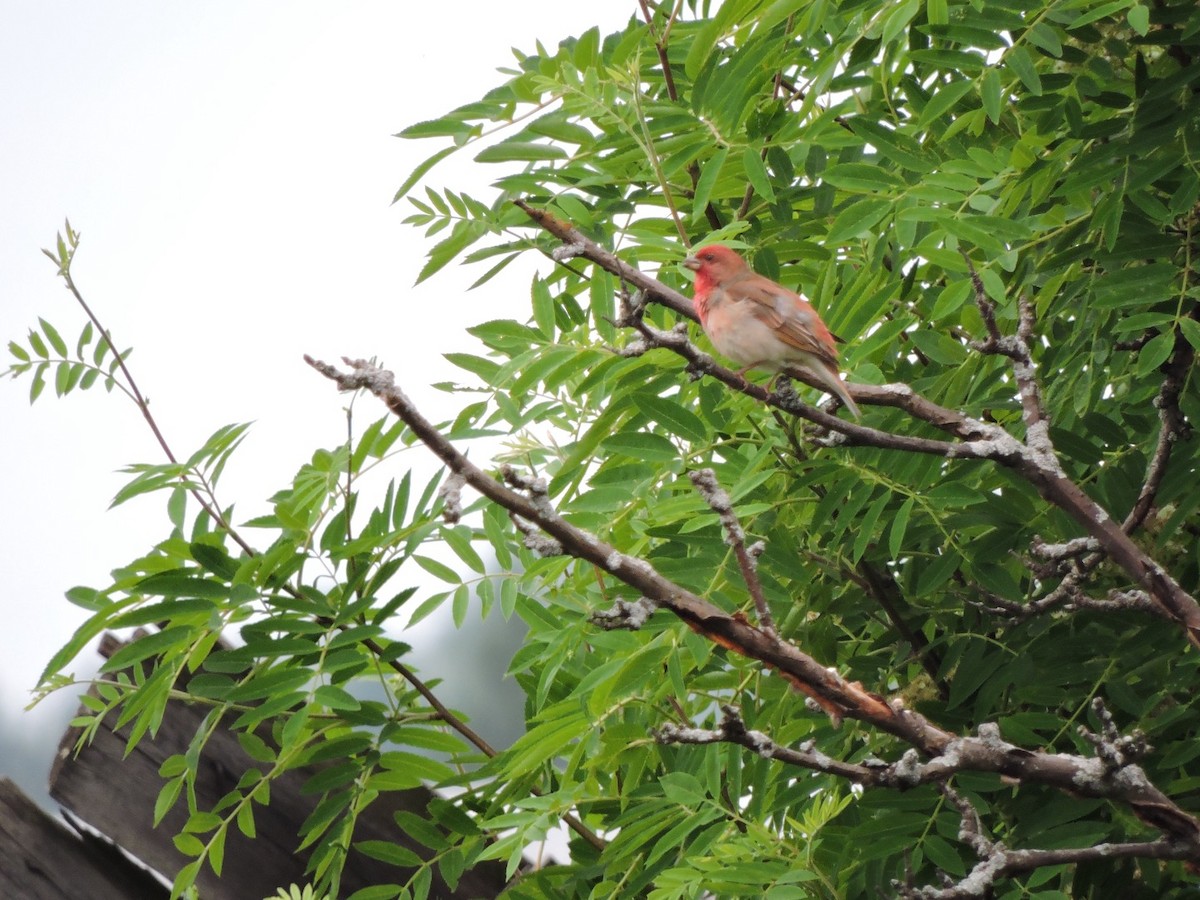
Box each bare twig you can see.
[856,561,948,700]
[899,838,1195,899]
[940,783,994,859]
[656,705,877,781]
[1079,698,1151,771]
[964,256,1051,454]
[1123,318,1194,533]
[688,468,776,637]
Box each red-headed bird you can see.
[682,245,861,419]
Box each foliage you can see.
[266,885,331,900]
[10,1,1200,898]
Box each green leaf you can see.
[740,147,775,203]
[39,318,68,356]
[881,0,919,46]
[190,542,238,579]
[826,197,891,243]
[136,571,229,599]
[599,431,679,462]
[406,591,449,628]
[631,392,707,443]
[907,329,967,365]
[64,586,105,610]
[154,776,184,826]
[314,684,361,711]
[531,276,556,339]
[235,801,256,839]
[355,840,423,868]
[1127,4,1149,35]
[29,362,48,403]
[1006,46,1042,96]
[660,771,707,805]
[451,583,470,628]
[444,352,500,382]
[369,753,453,790]
[692,147,728,222]
[981,68,1002,124]
[415,221,485,285]
[919,79,975,126]
[111,598,216,628]
[226,666,313,703]
[100,625,196,673]
[1178,318,1200,352]
[413,554,462,584]
[822,164,904,193]
[208,824,227,876]
[1027,23,1063,57]
[474,140,566,163]
[393,145,457,203]
[1137,331,1175,377]
[27,330,48,358]
[889,496,915,559]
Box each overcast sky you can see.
[0,3,633,806]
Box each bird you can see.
[682,244,861,419]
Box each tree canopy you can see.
[11,1,1200,897]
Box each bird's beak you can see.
[681,256,701,271]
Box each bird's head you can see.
[682,245,748,288]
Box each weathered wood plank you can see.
[0,776,169,899]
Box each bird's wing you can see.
[733,279,840,368]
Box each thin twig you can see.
[688,468,776,637]
[638,0,722,232]
[1122,314,1195,533]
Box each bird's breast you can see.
[702,296,793,369]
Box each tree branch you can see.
[305,356,1200,854]
[1122,316,1194,533]
[518,199,1200,648]
[896,778,1195,899]
[655,705,879,782]
[961,255,1200,647]
[688,468,776,637]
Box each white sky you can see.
[0,2,634,804]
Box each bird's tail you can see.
[807,364,862,420]
[830,375,862,420]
